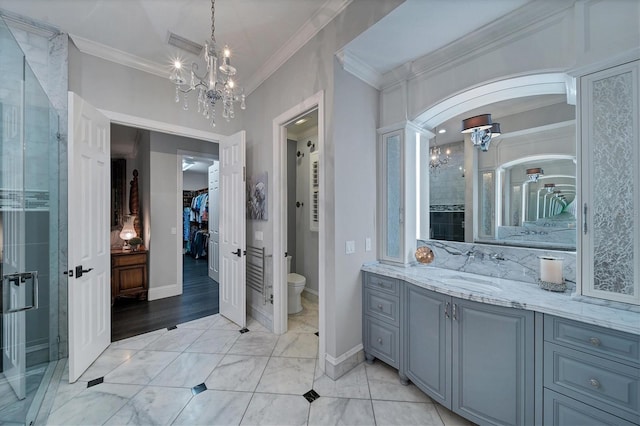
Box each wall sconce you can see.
[526,167,544,182]
[461,114,501,152]
[296,150,304,158]
[307,140,315,151]
[119,215,137,251]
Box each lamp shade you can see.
[490,122,501,137]
[461,114,492,133]
[119,215,137,241]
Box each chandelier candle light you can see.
[170,0,246,127]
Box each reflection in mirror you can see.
[429,139,465,241]
[421,95,576,250]
[483,156,576,250]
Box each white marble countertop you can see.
[362,262,640,336]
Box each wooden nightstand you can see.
[111,248,148,304]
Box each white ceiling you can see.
[0,0,351,94]
[0,0,537,97]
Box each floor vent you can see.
[239,327,250,334]
[87,377,104,388]
[191,383,207,396]
[167,32,203,56]
[167,325,178,331]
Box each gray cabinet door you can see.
[452,298,535,426]
[404,284,451,407]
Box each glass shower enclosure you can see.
[0,17,60,425]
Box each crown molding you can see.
[70,34,172,80]
[380,0,576,90]
[0,9,60,38]
[335,48,383,89]
[244,0,352,95]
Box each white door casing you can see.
[219,131,246,327]
[209,161,220,282]
[67,92,111,382]
[1,101,26,399]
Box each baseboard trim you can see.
[302,288,318,303]
[324,344,364,380]
[148,284,181,301]
[248,305,273,332]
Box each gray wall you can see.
[146,131,217,299]
[68,43,239,137]
[242,0,402,359]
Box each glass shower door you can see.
[0,17,59,425]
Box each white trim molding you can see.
[148,284,181,301]
[70,34,170,80]
[324,344,364,380]
[335,49,383,90]
[414,73,570,130]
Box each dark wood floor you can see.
[111,255,219,341]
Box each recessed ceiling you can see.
[0,0,351,94]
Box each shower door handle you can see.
[2,271,39,314]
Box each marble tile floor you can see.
[39,311,474,426]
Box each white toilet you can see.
[286,256,306,314]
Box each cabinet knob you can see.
[589,337,601,347]
[377,304,383,310]
[377,338,383,344]
[589,378,601,389]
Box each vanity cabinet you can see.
[543,315,640,425]
[579,59,640,305]
[363,272,535,425]
[363,273,401,369]
[404,283,535,426]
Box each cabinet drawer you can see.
[364,316,399,368]
[544,315,640,366]
[544,389,637,426]
[544,342,640,422]
[112,252,147,267]
[364,288,399,327]
[364,273,399,296]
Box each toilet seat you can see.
[288,273,306,285]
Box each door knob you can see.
[231,249,242,257]
[75,265,94,279]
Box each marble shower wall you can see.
[417,239,577,290]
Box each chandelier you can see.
[461,114,501,151]
[429,127,450,172]
[169,0,246,127]
[429,146,451,171]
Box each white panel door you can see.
[209,161,220,282]
[67,92,111,382]
[219,131,246,327]
[1,102,26,400]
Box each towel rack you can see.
[246,245,267,304]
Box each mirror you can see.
[424,95,576,250]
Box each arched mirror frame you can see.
[414,73,576,249]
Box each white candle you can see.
[540,257,564,284]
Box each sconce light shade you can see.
[119,215,137,241]
[461,114,493,133]
[461,113,500,152]
[526,167,544,182]
[490,122,501,138]
[544,183,556,192]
